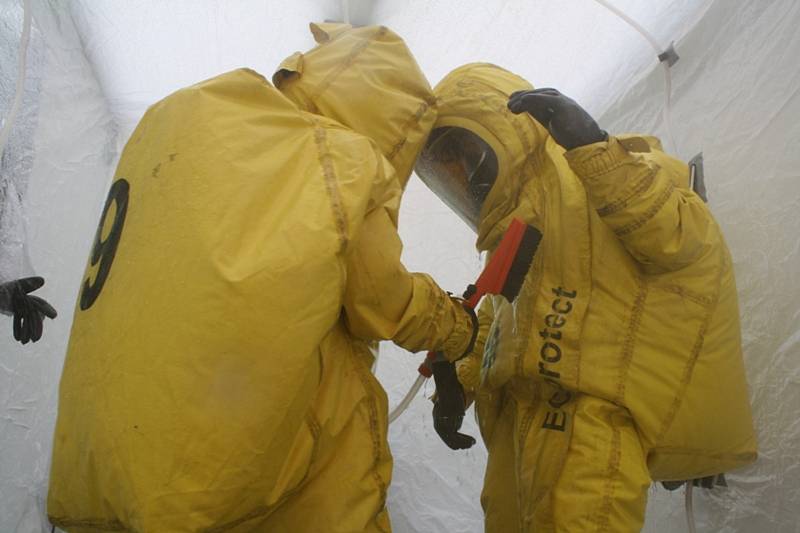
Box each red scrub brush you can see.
[418,218,542,377]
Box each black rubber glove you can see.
[0,277,57,345]
[508,88,608,150]
[431,356,476,450]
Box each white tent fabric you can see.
[1,0,798,531]
[600,1,800,530]
[1,1,115,530]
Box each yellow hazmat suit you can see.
[48,24,474,532]
[418,64,757,532]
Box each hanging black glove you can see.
[507,88,608,150]
[0,277,57,345]
[431,355,476,450]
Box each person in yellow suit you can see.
[415,63,757,532]
[47,24,477,533]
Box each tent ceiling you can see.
[70,0,711,138]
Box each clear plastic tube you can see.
[685,482,697,533]
[591,0,680,156]
[592,0,662,52]
[388,373,427,424]
[661,61,680,158]
[0,0,32,163]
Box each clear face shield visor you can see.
[415,127,499,232]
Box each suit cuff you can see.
[564,136,635,182]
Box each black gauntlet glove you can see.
[0,277,57,345]
[431,355,476,450]
[508,88,607,150]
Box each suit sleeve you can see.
[342,161,473,361]
[565,136,721,272]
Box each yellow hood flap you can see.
[309,21,353,42]
[273,23,437,187]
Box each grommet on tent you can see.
[688,152,708,202]
[658,42,680,67]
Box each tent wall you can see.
[598,0,800,531]
[1,0,43,285]
[0,2,116,531]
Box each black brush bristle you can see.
[500,225,542,302]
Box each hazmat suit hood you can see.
[426,63,550,251]
[273,23,437,187]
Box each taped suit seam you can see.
[48,518,126,531]
[518,255,544,377]
[595,423,622,532]
[651,446,755,460]
[312,122,349,252]
[656,284,714,307]
[614,181,675,238]
[425,283,449,346]
[386,100,433,163]
[311,26,388,100]
[351,349,390,531]
[652,319,709,445]
[520,397,577,531]
[517,403,536,457]
[654,246,724,444]
[616,278,648,405]
[517,400,537,531]
[596,166,657,217]
[573,156,626,181]
[455,81,534,154]
[570,141,634,180]
[292,90,320,115]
